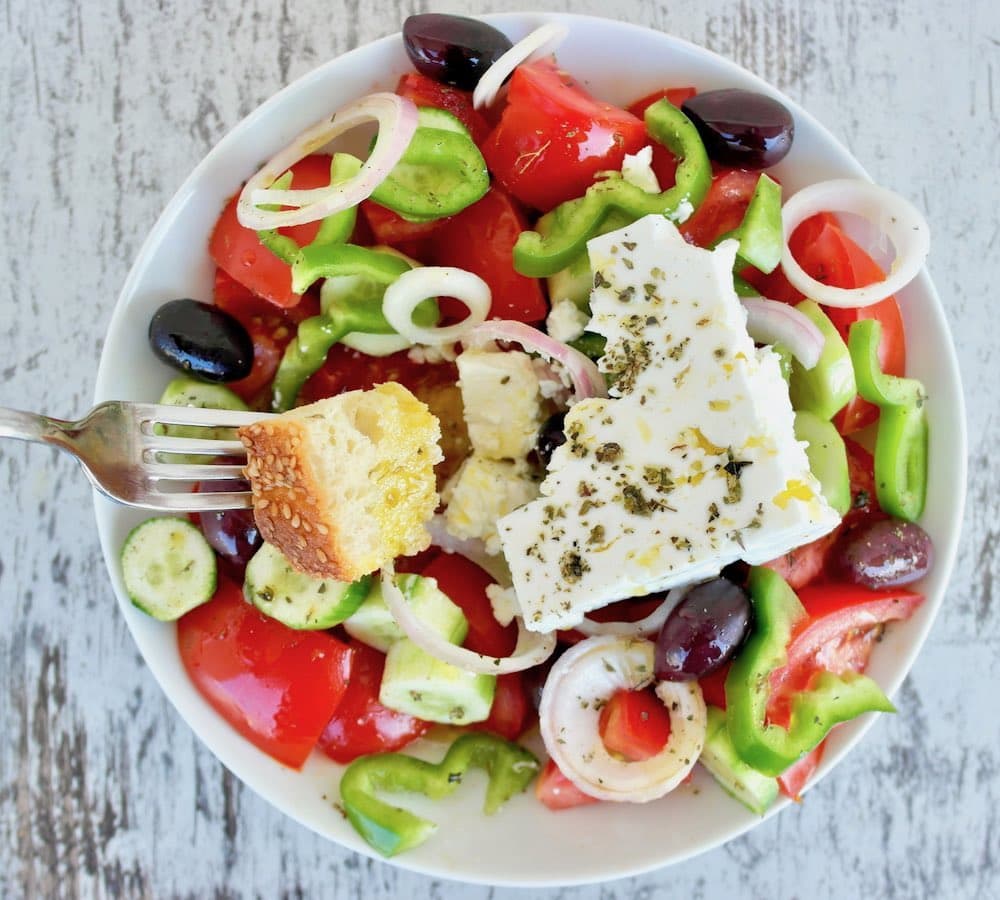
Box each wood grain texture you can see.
[1,0,997,897]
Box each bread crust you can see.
[239,417,359,581]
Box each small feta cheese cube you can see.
[546,298,590,343]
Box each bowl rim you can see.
[92,11,967,887]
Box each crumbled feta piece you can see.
[499,215,840,633]
[546,298,590,343]
[621,145,661,194]
[457,349,545,460]
[444,456,541,555]
[407,342,458,364]
[486,583,520,627]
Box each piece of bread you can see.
[238,382,443,581]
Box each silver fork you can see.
[0,401,273,511]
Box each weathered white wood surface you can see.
[1,0,996,897]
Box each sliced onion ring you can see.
[473,23,569,109]
[741,296,825,370]
[381,562,554,675]
[382,267,491,346]
[539,635,707,802]
[780,179,930,308]
[465,320,607,401]
[236,93,419,230]
[573,587,688,638]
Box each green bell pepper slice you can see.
[512,99,712,277]
[338,732,540,857]
[370,110,489,221]
[725,567,895,777]
[256,153,362,265]
[848,318,929,521]
[714,174,783,274]
[270,245,438,411]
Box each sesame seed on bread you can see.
[238,382,443,581]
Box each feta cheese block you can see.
[499,214,841,633]
[456,349,544,460]
[443,455,541,555]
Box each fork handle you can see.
[0,406,75,449]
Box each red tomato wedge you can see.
[777,742,825,801]
[471,672,533,742]
[317,641,430,764]
[360,199,451,247]
[699,661,732,710]
[396,71,491,145]
[208,154,334,308]
[536,759,600,810]
[418,553,516,657]
[425,185,548,323]
[679,168,761,249]
[177,577,353,769]
[763,529,842,591]
[598,688,673,762]
[626,87,698,190]
[483,59,647,212]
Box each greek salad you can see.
[122,14,935,857]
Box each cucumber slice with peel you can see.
[121,517,217,621]
[379,638,496,726]
[244,542,372,630]
[699,706,779,815]
[794,410,852,515]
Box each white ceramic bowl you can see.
[93,12,966,887]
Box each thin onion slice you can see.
[465,320,607,401]
[573,587,688,638]
[539,635,707,802]
[780,179,930,308]
[741,296,825,370]
[236,93,419,230]
[425,515,512,587]
[472,23,569,109]
[381,562,554,675]
[383,267,491,346]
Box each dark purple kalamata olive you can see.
[149,299,254,382]
[403,14,513,90]
[536,412,567,467]
[197,474,262,577]
[655,578,752,681]
[681,89,794,169]
[837,517,933,588]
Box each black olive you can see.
[148,299,254,382]
[403,14,513,90]
[681,89,794,169]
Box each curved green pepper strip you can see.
[512,99,712,278]
[338,733,540,858]
[713,174,783,274]
[271,245,438,411]
[848,318,929,521]
[256,153,362,265]
[370,113,489,222]
[725,567,895,777]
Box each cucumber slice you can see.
[416,106,470,136]
[699,706,779,815]
[344,574,468,652]
[157,376,249,463]
[379,638,496,725]
[244,542,372,630]
[788,300,857,420]
[120,517,217,621]
[794,410,851,515]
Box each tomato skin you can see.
[208,155,333,308]
[177,577,354,769]
[679,168,761,249]
[777,741,825,800]
[557,595,666,645]
[763,529,842,591]
[471,672,533,742]
[536,759,600,810]
[842,438,885,528]
[626,87,698,119]
[418,554,516,657]
[699,661,731,710]
[360,199,450,248]
[396,72,491,145]
[426,185,548,323]
[317,641,430,764]
[598,688,672,762]
[483,60,647,212]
